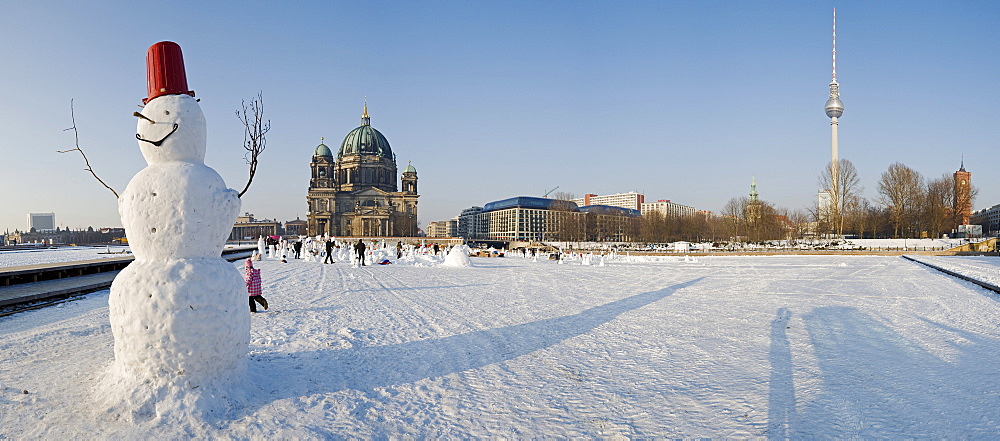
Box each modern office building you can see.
[306,103,419,237]
[641,200,695,218]
[426,219,458,238]
[457,206,485,239]
[27,212,56,231]
[571,192,644,211]
[971,204,1000,236]
[477,196,639,242]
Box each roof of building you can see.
[339,124,392,159]
[338,104,394,160]
[314,142,333,157]
[403,162,417,173]
[482,197,578,213]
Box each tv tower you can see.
[824,8,844,224]
[825,9,844,122]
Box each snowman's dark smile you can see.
[136,123,179,147]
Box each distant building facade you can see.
[475,196,639,242]
[28,212,55,231]
[306,104,419,237]
[571,192,644,211]
[971,204,1000,236]
[817,189,832,223]
[641,200,695,217]
[426,219,458,238]
[284,218,307,237]
[457,206,485,239]
[229,213,281,241]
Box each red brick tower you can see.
[954,161,972,225]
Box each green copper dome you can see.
[403,162,416,173]
[338,104,394,160]
[338,125,393,159]
[314,142,333,157]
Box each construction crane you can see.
[543,186,560,198]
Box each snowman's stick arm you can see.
[236,92,270,198]
[57,99,120,199]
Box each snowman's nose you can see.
[133,111,155,124]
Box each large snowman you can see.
[99,41,249,420]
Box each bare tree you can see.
[236,92,270,198]
[788,209,812,241]
[818,158,862,238]
[877,163,924,238]
[924,175,953,238]
[57,100,120,199]
[550,191,576,201]
[722,196,747,243]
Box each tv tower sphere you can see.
[825,87,844,119]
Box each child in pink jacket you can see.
[244,259,268,312]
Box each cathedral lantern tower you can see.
[306,102,420,237]
[402,162,418,194]
[310,138,335,189]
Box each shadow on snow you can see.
[237,277,704,418]
[768,306,1000,438]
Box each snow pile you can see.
[441,244,473,267]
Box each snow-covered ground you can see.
[0,245,132,267]
[906,254,1000,287]
[2,250,1000,438]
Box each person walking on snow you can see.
[354,239,367,266]
[244,259,268,312]
[324,238,335,264]
[293,240,302,259]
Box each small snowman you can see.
[99,41,248,419]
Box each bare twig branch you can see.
[236,91,270,198]
[57,99,119,199]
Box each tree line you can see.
[555,160,979,243]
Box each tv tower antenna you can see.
[832,8,837,82]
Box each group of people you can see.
[244,236,465,312]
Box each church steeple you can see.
[749,175,759,203]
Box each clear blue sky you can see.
[2,1,998,233]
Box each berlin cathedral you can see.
[306,104,419,237]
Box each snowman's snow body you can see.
[102,92,249,417]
